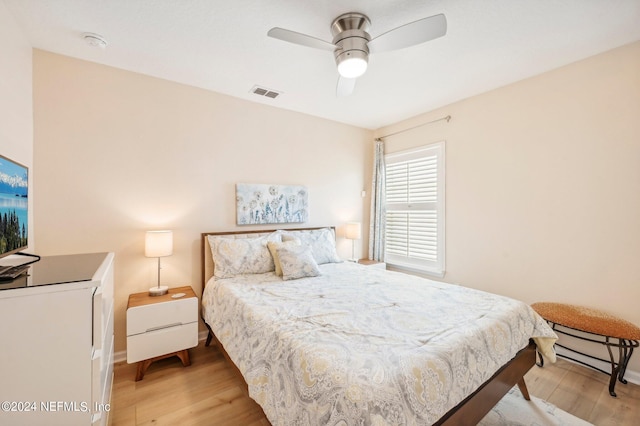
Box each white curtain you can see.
[368,140,386,261]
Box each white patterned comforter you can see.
[202,262,557,426]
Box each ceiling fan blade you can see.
[336,76,357,97]
[368,14,446,53]
[267,27,337,51]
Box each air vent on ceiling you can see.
[250,85,282,99]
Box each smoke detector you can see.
[82,32,107,48]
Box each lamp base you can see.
[149,285,169,297]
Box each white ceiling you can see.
[5,0,640,129]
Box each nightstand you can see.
[126,286,198,381]
[358,259,386,269]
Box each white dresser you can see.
[0,252,115,426]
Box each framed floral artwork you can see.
[236,183,308,225]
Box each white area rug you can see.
[479,387,593,425]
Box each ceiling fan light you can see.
[337,56,368,78]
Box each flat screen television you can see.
[0,154,29,259]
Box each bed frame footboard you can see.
[434,340,536,425]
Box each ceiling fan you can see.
[267,12,447,96]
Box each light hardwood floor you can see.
[110,341,640,425]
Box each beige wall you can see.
[0,3,33,249]
[375,41,640,375]
[32,50,372,353]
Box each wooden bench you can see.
[531,302,640,397]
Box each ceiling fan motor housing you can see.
[331,13,371,78]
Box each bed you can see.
[201,227,557,425]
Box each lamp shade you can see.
[345,222,362,240]
[145,230,173,258]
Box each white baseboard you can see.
[114,349,126,364]
[198,330,209,342]
[555,346,640,386]
[113,330,210,364]
[626,369,640,386]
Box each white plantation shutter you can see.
[385,142,444,275]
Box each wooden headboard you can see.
[201,227,334,287]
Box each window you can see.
[384,142,445,276]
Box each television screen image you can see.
[0,154,28,258]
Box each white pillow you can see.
[208,232,281,278]
[281,228,341,264]
[267,240,301,276]
[275,245,321,281]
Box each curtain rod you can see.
[376,115,451,140]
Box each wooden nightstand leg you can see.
[134,350,192,381]
[176,349,191,367]
[135,359,153,381]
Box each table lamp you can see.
[345,222,362,262]
[145,230,173,296]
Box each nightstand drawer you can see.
[127,321,198,363]
[127,296,197,336]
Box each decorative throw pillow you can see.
[275,245,321,281]
[281,228,342,264]
[208,232,281,278]
[267,240,301,276]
